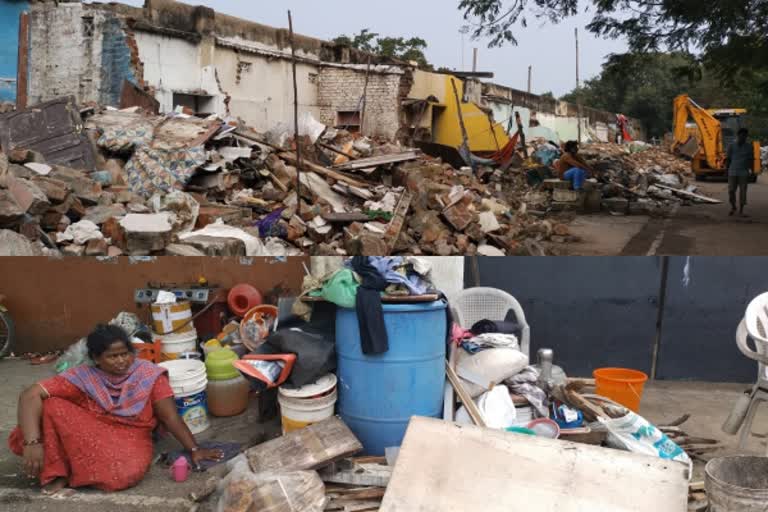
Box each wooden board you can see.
[246,417,362,473]
[380,417,689,512]
[332,151,421,172]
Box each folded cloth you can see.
[505,366,548,417]
[466,333,519,350]
[471,319,522,337]
[162,441,242,471]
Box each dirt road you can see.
[564,178,768,256]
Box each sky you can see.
[102,0,628,97]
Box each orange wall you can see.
[0,257,308,353]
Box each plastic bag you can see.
[456,348,529,390]
[599,411,691,466]
[455,385,518,429]
[319,269,359,309]
[55,338,91,373]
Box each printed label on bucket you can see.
[175,392,209,433]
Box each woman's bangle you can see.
[190,446,199,453]
[23,439,41,447]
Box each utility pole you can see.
[575,27,582,143]
[472,48,478,72]
[527,65,532,94]
[288,10,301,215]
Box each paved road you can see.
[564,177,768,256]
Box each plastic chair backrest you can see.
[743,292,768,385]
[453,287,530,358]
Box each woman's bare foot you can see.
[42,477,68,495]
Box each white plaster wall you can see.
[215,48,321,133]
[134,31,228,114]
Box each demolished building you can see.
[20,0,642,147]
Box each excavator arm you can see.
[673,94,725,170]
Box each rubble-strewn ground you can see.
[0,103,728,257]
[1,358,765,511]
[563,179,768,256]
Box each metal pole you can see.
[288,10,301,215]
[472,48,478,72]
[575,28,582,143]
[527,65,532,94]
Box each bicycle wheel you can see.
[0,310,15,359]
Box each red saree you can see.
[8,374,174,492]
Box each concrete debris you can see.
[56,220,104,246]
[0,229,44,256]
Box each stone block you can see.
[442,198,475,232]
[85,238,108,256]
[7,177,50,215]
[0,190,23,227]
[84,204,126,225]
[164,243,206,257]
[0,229,43,256]
[31,176,69,203]
[181,235,246,256]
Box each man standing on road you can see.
[725,128,755,217]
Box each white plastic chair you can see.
[734,292,768,455]
[452,287,530,358]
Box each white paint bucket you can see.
[278,374,337,434]
[159,359,210,434]
[157,330,199,362]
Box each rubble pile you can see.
[0,100,716,257]
[0,104,570,257]
[512,140,719,217]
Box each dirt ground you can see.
[563,178,768,256]
[1,358,766,511]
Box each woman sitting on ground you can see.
[555,140,596,191]
[9,324,223,494]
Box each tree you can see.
[457,0,768,80]
[560,52,768,141]
[333,30,432,69]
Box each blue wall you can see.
[0,0,29,102]
[469,256,768,383]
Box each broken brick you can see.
[0,190,24,227]
[61,244,86,257]
[31,176,69,203]
[465,222,486,243]
[182,235,246,256]
[442,198,474,232]
[85,238,108,256]
[84,204,127,225]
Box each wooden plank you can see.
[279,152,370,189]
[323,212,373,224]
[383,190,412,256]
[332,151,421,172]
[445,362,486,427]
[380,417,690,512]
[246,417,362,473]
[655,184,722,204]
[302,294,440,304]
[320,462,392,487]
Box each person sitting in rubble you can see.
[555,141,596,191]
[9,324,223,494]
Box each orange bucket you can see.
[593,368,649,412]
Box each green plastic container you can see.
[205,348,239,381]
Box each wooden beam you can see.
[654,184,722,204]
[279,152,370,189]
[446,362,486,427]
[383,190,412,255]
[332,151,422,172]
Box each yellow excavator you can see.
[672,94,762,181]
